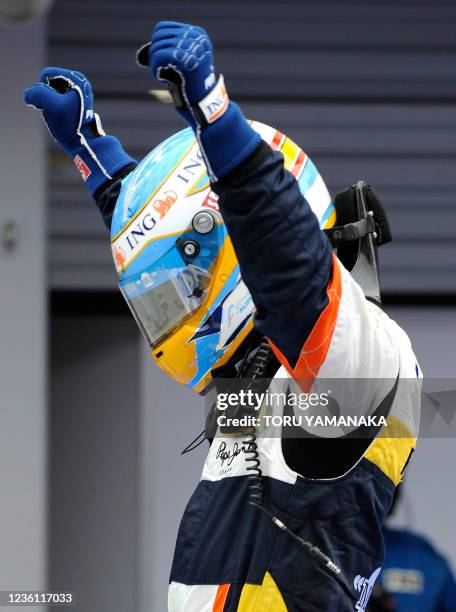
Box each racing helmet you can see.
[111,121,335,393]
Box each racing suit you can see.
[96,139,421,611]
[24,28,421,610]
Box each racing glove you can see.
[136,21,260,181]
[24,67,136,196]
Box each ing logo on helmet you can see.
[152,190,178,219]
[113,245,126,268]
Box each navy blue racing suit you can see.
[95,139,420,611]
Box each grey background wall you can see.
[0,18,47,610]
[49,317,140,611]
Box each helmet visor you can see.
[119,251,211,348]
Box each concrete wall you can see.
[0,18,47,607]
[49,316,140,612]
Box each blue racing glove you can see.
[24,67,136,196]
[136,21,260,181]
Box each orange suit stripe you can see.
[268,253,342,390]
[212,583,230,611]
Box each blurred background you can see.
[0,0,455,610]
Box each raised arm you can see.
[212,142,333,366]
[24,67,136,228]
[140,21,333,366]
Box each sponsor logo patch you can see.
[112,246,126,268]
[111,141,204,273]
[198,75,229,124]
[354,567,382,612]
[202,192,219,211]
[218,281,254,350]
[152,190,177,220]
[74,155,91,182]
